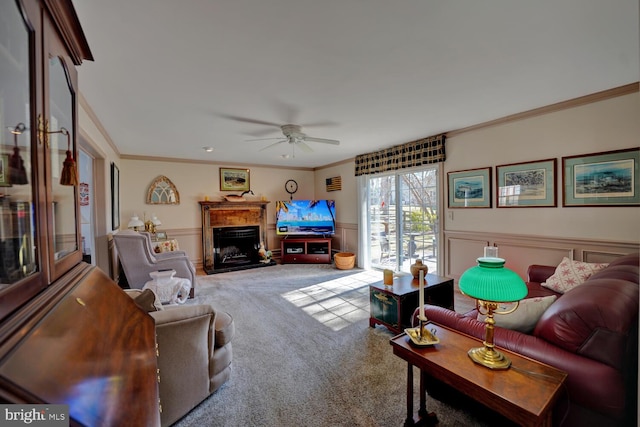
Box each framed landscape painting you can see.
[562,148,640,207]
[448,167,492,208]
[220,168,250,192]
[496,159,556,208]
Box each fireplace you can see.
[213,226,260,268]
[200,200,274,274]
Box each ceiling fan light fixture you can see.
[203,146,214,152]
[243,123,340,156]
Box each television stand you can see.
[281,237,332,264]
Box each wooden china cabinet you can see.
[0,1,160,426]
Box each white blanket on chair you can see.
[143,277,191,304]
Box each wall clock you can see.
[285,179,298,200]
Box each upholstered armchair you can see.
[126,289,234,426]
[113,230,196,297]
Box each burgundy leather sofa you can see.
[413,253,639,427]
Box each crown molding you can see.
[447,82,639,138]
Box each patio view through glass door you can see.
[367,167,439,274]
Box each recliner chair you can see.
[126,288,234,426]
[113,230,196,298]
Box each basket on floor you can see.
[334,252,355,270]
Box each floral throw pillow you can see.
[542,257,608,294]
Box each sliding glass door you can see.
[364,166,440,274]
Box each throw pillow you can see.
[133,288,162,312]
[542,257,609,294]
[477,295,557,334]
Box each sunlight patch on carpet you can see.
[282,270,381,331]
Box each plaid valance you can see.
[354,134,446,176]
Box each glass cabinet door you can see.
[0,0,38,291]
[48,56,78,261]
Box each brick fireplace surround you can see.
[199,201,272,274]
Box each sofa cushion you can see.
[525,281,560,299]
[607,253,640,267]
[477,295,557,333]
[588,264,640,284]
[125,288,164,312]
[542,257,608,294]
[534,277,639,370]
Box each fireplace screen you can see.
[213,226,260,269]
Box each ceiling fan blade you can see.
[218,114,282,127]
[299,120,339,128]
[245,137,283,142]
[304,136,340,145]
[259,140,286,151]
[297,141,313,153]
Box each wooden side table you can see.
[390,323,567,427]
[369,273,453,334]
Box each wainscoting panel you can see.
[446,237,490,286]
[444,230,639,284]
[166,228,202,267]
[335,222,358,254]
[492,242,574,281]
[582,249,631,263]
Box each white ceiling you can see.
[73,0,639,168]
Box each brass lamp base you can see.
[468,346,511,370]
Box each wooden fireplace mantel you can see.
[199,201,270,273]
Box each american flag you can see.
[325,176,342,192]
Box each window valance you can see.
[354,134,446,176]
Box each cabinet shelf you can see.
[281,237,332,264]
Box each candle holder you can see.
[415,316,424,340]
[405,315,439,347]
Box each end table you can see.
[369,273,453,334]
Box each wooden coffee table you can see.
[369,273,453,334]
[390,323,567,427]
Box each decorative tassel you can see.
[59,128,78,186]
[9,123,28,185]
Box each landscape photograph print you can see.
[563,148,640,206]
[448,167,491,208]
[496,159,556,207]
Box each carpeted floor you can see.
[172,264,492,427]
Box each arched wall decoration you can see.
[147,175,180,204]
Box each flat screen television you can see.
[275,200,336,236]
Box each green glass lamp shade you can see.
[459,257,527,302]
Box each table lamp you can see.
[127,214,144,231]
[145,214,162,233]
[458,257,527,370]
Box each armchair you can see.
[126,289,234,426]
[113,230,196,298]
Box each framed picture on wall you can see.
[496,159,557,208]
[447,167,492,208]
[220,168,250,191]
[562,148,640,207]
[111,162,120,229]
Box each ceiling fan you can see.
[246,124,340,155]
